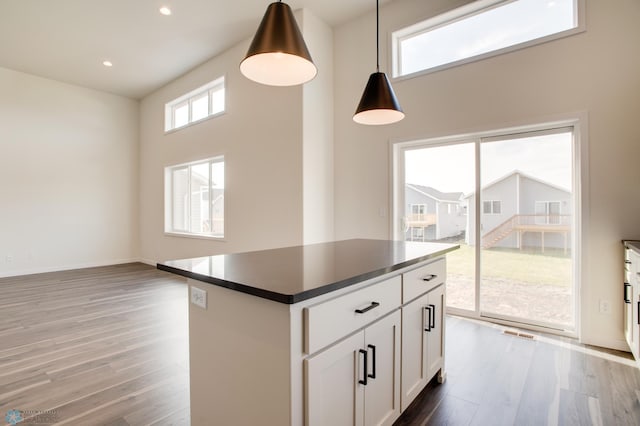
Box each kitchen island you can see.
[158,239,458,426]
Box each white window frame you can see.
[535,200,562,225]
[483,200,502,215]
[165,156,225,239]
[391,0,585,80]
[165,76,226,132]
[391,115,587,339]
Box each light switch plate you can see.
[191,286,207,309]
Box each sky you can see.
[404,131,573,195]
[400,0,575,75]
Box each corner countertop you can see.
[625,240,640,255]
[157,239,459,304]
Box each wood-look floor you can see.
[396,316,640,426]
[0,263,189,426]
[2,264,640,425]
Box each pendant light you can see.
[353,0,404,125]
[240,1,317,86]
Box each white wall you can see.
[334,0,640,349]
[301,9,335,244]
[138,9,334,262]
[0,66,139,277]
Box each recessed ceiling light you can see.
[159,6,172,15]
[103,60,113,67]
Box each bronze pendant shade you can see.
[240,1,317,86]
[353,0,404,125]
[353,72,404,125]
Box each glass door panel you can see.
[403,143,476,311]
[479,131,574,330]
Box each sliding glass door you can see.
[394,125,577,333]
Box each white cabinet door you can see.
[401,284,445,411]
[363,310,401,426]
[305,332,365,426]
[400,291,429,411]
[425,285,445,381]
[629,250,640,360]
[305,311,401,426]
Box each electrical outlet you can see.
[599,299,611,314]
[190,286,207,309]
[5,255,13,263]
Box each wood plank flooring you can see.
[395,316,640,426]
[2,264,640,425]
[0,263,189,426]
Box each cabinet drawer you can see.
[402,259,446,303]
[304,276,401,354]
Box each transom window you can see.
[165,77,225,132]
[392,0,581,78]
[165,157,224,238]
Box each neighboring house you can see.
[405,184,465,241]
[465,170,571,252]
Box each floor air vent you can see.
[503,330,536,340]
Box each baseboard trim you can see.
[0,258,144,278]
[580,334,629,352]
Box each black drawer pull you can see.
[625,283,632,303]
[424,306,432,332]
[367,344,376,379]
[638,302,640,325]
[626,260,632,264]
[422,274,438,282]
[359,349,368,385]
[429,303,436,329]
[355,302,380,314]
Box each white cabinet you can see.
[400,283,445,411]
[624,241,640,360]
[185,251,452,426]
[305,310,401,426]
[624,243,640,360]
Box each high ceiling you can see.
[0,0,387,99]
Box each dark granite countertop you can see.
[624,240,640,255]
[157,239,459,304]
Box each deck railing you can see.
[481,214,571,249]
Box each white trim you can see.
[164,232,227,242]
[391,0,586,81]
[165,156,225,238]
[164,76,226,132]
[0,258,142,279]
[391,114,586,340]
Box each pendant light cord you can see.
[376,0,380,72]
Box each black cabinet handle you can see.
[626,260,632,264]
[358,349,368,385]
[367,344,376,379]
[429,303,436,329]
[422,274,438,282]
[424,306,432,332]
[355,302,380,314]
[637,302,640,325]
[624,283,632,303]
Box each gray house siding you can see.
[466,171,571,250]
[405,185,464,241]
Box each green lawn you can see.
[446,243,572,287]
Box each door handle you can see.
[429,303,436,329]
[624,283,632,303]
[422,274,437,282]
[367,344,376,380]
[355,302,380,314]
[358,349,368,386]
[424,306,432,332]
